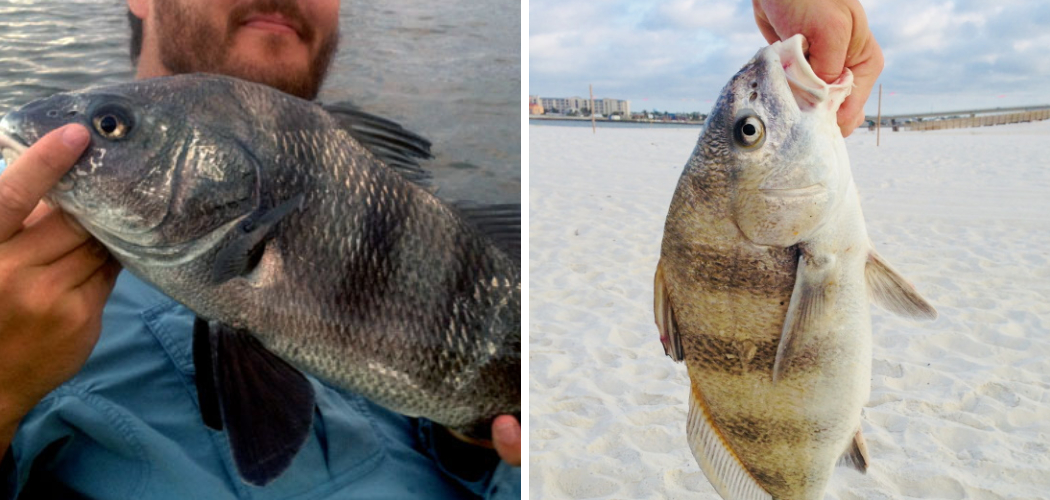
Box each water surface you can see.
[0,0,520,204]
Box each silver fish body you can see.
[655,35,934,500]
[0,74,520,438]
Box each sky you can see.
[529,0,1050,115]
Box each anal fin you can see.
[192,317,316,486]
[865,250,937,320]
[687,386,772,500]
[836,428,871,473]
[654,260,684,362]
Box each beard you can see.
[154,0,339,100]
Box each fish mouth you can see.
[0,129,29,167]
[758,183,825,198]
[1,128,77,192]
[767,34,853,111]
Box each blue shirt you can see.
[2,272,519,499]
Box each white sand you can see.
[528,120,1050,499]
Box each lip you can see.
[241,13,301,37]
[0,130,29,166]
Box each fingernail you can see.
[61,125,89,149]
[494,418,519,443]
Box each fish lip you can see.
[0,129,29,166]
[766,34,853,110]
[1,129,76,192]
[757,183,825,198]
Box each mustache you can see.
[227,0,315,42]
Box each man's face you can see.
[151,0,340,99]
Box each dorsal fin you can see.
[455,202,520,261]
[322,102,433,184]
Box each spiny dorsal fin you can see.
[836,428,871,473]
[654,260,684,362]
[455,202,520,261]
[322,102,433,184]
[687,386,772,500]
[865,250,937,320]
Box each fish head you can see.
[0,79,261,265]
[697,34,854,247]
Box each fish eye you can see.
[733,114,765,150]
[91,105,133,140]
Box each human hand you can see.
[0,124,120,437]
[753,0,885,137]
[447,414,521,467]
[491,415,521,467]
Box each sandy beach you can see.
[528,120,1050,499]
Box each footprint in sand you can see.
[554,468,620,498]
[630,391,680,406]
[976,381,1021,407]
[627,425,679,453]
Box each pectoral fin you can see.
[686,385,772,500]
[193,317,316,486]
[211,194,305,284]
[836,428,871,473]
[865,251,937,320]
[654,260,684,362]
[773,252,833,383]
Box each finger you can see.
[492,415,521,467]
[752,0,779,44]
[838,38,884,137]
[23,201,51,227]
[73,258,121,310]
[2,207,92,266]
[43,239,111,291]
[799,5,853,84]
[0,124,89,241]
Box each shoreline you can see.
[529,115,704,126]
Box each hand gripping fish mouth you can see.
[768,34,854,113]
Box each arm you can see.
[0,124,120,454]
[753,0,885,137]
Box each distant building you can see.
[536,96,630,116]
[528,95,544,115]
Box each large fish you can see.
[654,35,935,500]
[0,74,520,485]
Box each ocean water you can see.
[0,0,520,204]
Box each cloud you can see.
[530,0,1050,114]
